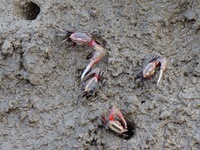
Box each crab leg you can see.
[101,113,108,126]
[61,38,68,43]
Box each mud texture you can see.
[0,0,200,149]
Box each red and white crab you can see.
[101,106,128,134]
[136,56,168,86]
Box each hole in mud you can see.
[86,52,93,60]
[22,1,40,20]
[45,55,50,60]
[184,72,188,77]
[120,120,135,140]
[91,138,97,146]
[141,100,146,104]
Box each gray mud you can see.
[0,0,200,149]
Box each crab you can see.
[101,106,128,134]
[136,56,168,86]
[57,29,107,80]
[78,67,104,99]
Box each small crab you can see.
[78,67,104,99]
[101,106,128,135]
[57,30,107,80]
[136,56,168,86]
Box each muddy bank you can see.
[0,0,200,149]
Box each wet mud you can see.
[0,0,200,149]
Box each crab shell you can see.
[70,32,92,45]
[142,62,157,78]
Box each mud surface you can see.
[0,0,200,149]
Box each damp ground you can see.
[0,0,200,149]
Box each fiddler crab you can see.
[57,29,107,80]
[136,56,168,86]
[101,106,128,135]
[78,67,105,99]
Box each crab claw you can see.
[157,57,168,86]
[81,44,106,80]
[104,106,128,134]
[81,62,95,81]
[110,106,127,129]
[109,120,128,134]
[81,67,101,81]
